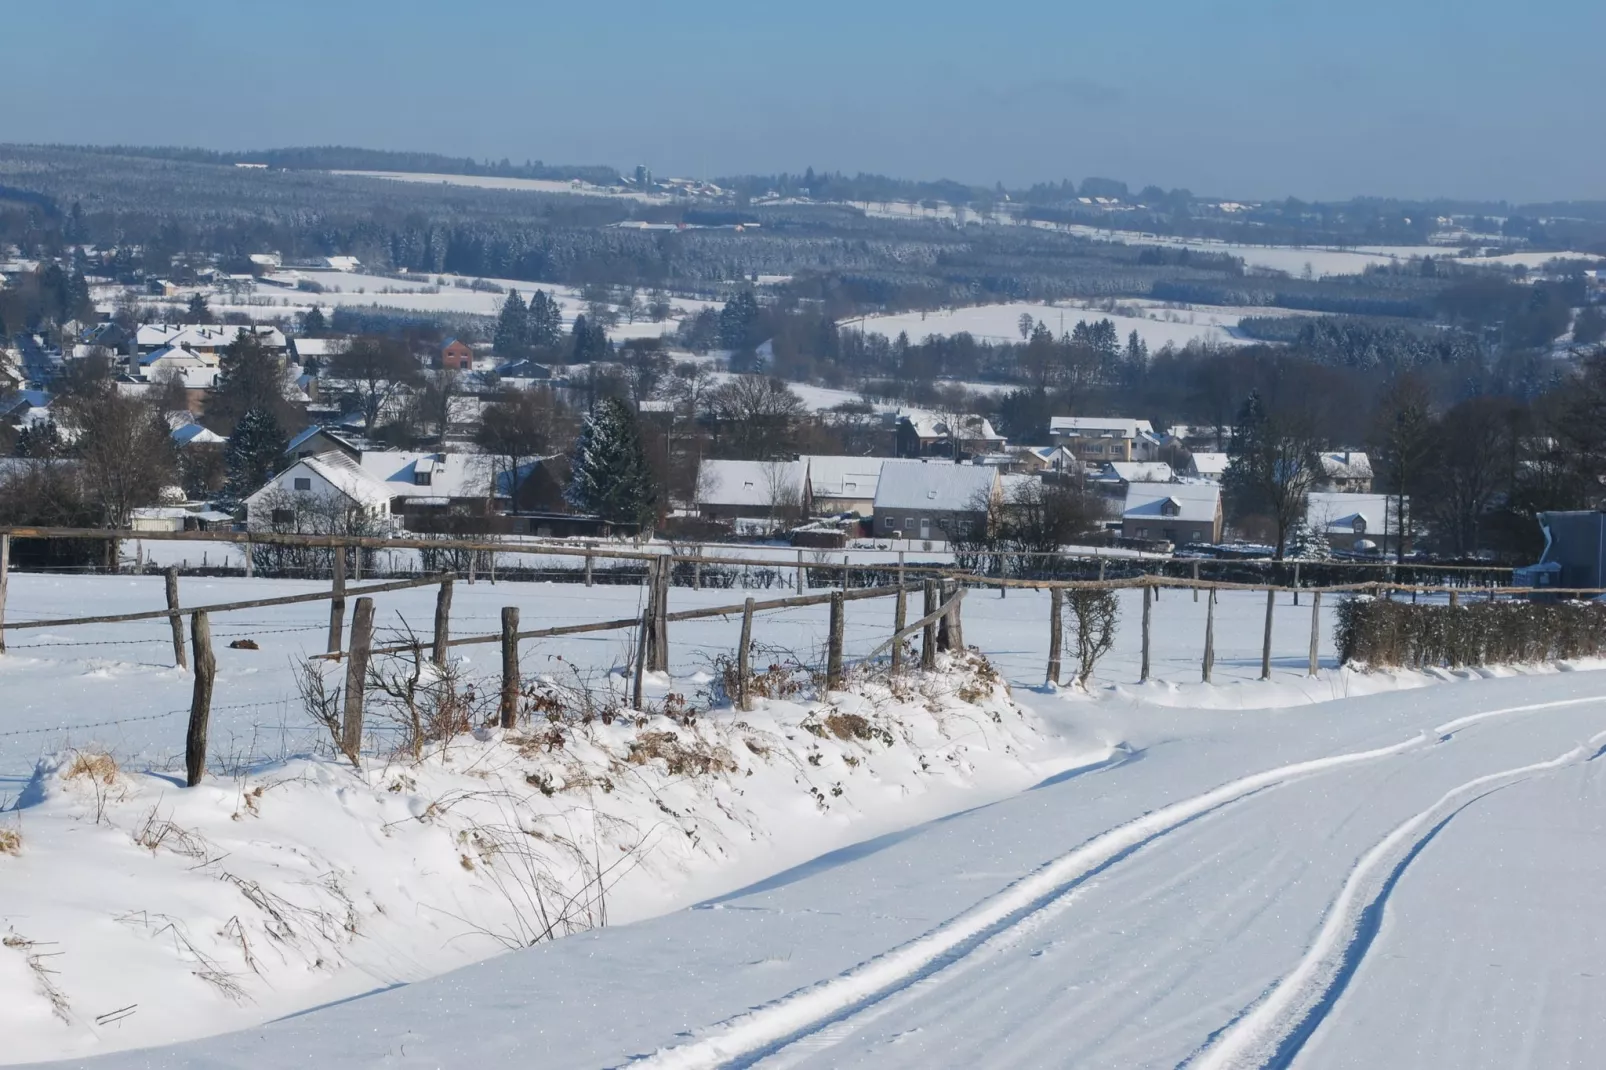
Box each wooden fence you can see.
[2,525,1599,794]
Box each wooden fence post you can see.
[921,580,937,669]
[341,597,375,762]
[1098,557,1106,582]
[949,580,965,651]
[1192,560,1199,603]
[1260,587,1276,681]
[738,597,754,711]
[432,577,453,666]
[1140,583,1152,683]
[1449,589,1459,610]
[827,591,845,690]
[243,536,252,578]
[632,608,649,709]
[500,606,520,729]
[892,583,908,673]
[0,532,8,654]
[328,548,347,654]
[999,551,1006,598]
[652,557,670,672]
[1047,586,1063,686]
[842,554,850,593]
[585,552,594,587]
[796,549,806,592]
[1293,562,1301,606]
[937,580,952,651]
[353,542,363,582]
[185,610,216,787]
[897,550,905,591]
[1308,590,1322,677]
[165,567,188,670]
[1203,589,1215,683]
[694,549,702,590]
[468,552,476,585]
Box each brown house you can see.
[441,338,474,371]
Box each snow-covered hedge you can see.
[1335,597,1606,669]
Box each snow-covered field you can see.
[5,574,1606,1067]
[147,272,716,339]
[329,170,672,204]
[846,298,1300,350]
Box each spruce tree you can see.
[567,396,656,528]
[224,406,288,501]
[527,290,562,349]
[493,290,529,357]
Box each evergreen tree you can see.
[493,289,529,357]
[527,290,563,349]
[719,290,761,350]
[14,420,64,459]
[212,330,291,432]
[185,292,214,325]
[570,313,609,362]
[299,306,327,336]
[223,407,288,501]
[567,395,656,527]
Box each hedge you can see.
[1335,597,1606,669]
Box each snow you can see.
[147,274,716,336]
[329,170,672,204]
[1450,250,1604,271]
[7,575,1606,1067]
[847,299,1289,350]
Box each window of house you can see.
[883,515,895,529]
[1353,517,1367,534]
[293,477,311,491]
[904,517,915,530]
[271,508,294,525]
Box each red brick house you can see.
[441,338,474,370]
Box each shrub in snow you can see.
[1335,596,1606,669]
[1064,589,1119,687]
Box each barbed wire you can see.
[0,701,289,740]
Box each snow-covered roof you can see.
[1049,416,1155,439]
[1307,492,1393,533]
[172,424,226,446]
[1319,451,1372,481]
[803,455,884,501]
[245,453,394,513]
[899,413,1004,443]
[1122,481,1220,524]
[1190,452,1230,477]
[140,345,213,368]
[1101,461,1174,483]
[289,338,345,359]
[135,324,286,351]
[354,451,495,501]
[697,459,806,508]
[873,460,996,512]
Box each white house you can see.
[871,460,998,543]
[1121,482,1223,545]
[244,450,501,530]
[245,453,396,528]
[695,459,807,522]
[135,324,287,356]
[1317,450,1373,493]
[1094,461,1175,492]
[1049,416,1159,464]
[1306,492,1403,553]
[802,455,885,516]
[1187,451,1230,482]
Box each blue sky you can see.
[5,0,1601,203]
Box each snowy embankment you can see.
[0,650,1090,1064]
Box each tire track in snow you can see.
[621,734,1428,1070]
[1187,727,1606,1070]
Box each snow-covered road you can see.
[51,671,1606,1070]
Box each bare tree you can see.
[761,460,805,534]
[327,335,422,432]
[57,390,176,530]
[706,375,806,459]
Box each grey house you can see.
[871,460,999,543]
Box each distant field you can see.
[846,298,1304,349]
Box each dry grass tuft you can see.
[627,731,738,777]
[65,751,119,784]
[820,712,893,746]
[0,828,20,856]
